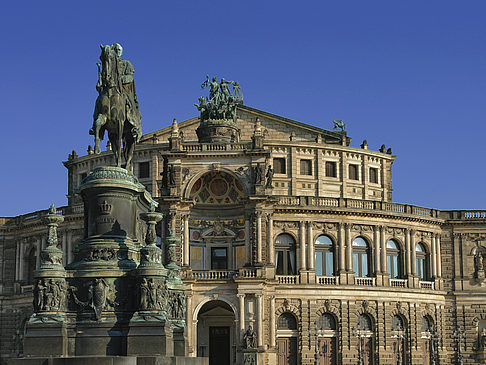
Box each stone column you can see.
[268,215,274,265]
[308,222,314,270]
[411,230,416,276]
[245,218,251,265]
[380,226,386,274]
[345,224,352,272]
[373,226,380,274]
[238,294,246,337]
[300,221,306,270]
[436,234,442,278]
[431,234,437,278]
[183,215,190,266]
[270,296,276,348]
[256,294,263,347]
[256,213,263,264]
[67,231,73,264]
[339,223,345,273]
[186,294,193,355]
[405,228,411,276]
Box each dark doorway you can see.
[318,337,337,365]
[277,337,297,365]
[209,326,230,365]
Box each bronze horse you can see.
[90,44,141,170]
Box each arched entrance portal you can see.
[197,300,236,365]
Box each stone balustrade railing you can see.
[419,281,434,290]
[390,278,408,288]
[276,275,299,284]
[317,276,339,285]
[190,270,236,280]
[181,142,252,152]
[275,196,440,219]
[355,277,376,286]
[440,210,486,220]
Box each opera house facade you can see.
[1,103,486,365]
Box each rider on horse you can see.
[90,43,142,170]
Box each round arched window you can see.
[275,234,296,275]
[317,313,337,330]
[386,240,401,278]
[278,313,297,330]
[352,237,370,277]
[315,235,334,276]
[391,315,405,332]
[357,314,373,331]
[416,243,428,280]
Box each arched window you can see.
[421,316,434,334]
[391,315,405,332]
[278,312,297,330]
[416,243,429,280]
[352,237,370,277]
[315,235,334,276]
[275,234,296,275]
[317,313,337,330]
[387,240,402,278]
[357,314,373,331]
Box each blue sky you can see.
[1,1,485,216]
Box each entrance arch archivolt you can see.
[193,296,239,323]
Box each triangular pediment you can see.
[139,105,348,145]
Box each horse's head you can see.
[99,45,120,90]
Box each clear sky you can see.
[1,1,485,216]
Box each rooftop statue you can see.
[333,119,346,131]
[90,43,142,169]
[196,75,243,123]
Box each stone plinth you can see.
[22,166,188,360]
[196,120,239,143]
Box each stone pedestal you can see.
[241,349,264,365]
[196,120,239,143]
[24,323,68,357]
[21,167,189,360]
[127,321,173,356]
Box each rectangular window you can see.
[211,247,227,270]
[325,161,337,177]
[300,159,312,175]
[138,161,150,179]
[273,158,286,174]
[369,167,378,183]
[348,164,359,180]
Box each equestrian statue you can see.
[90,43,142,170]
